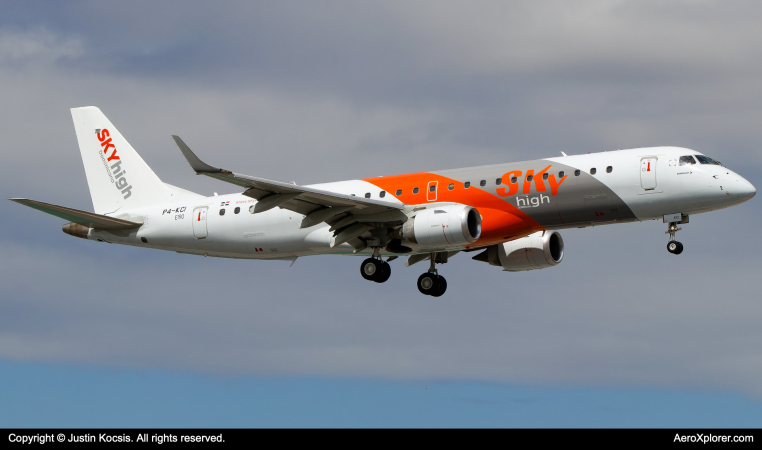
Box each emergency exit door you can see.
[640,157,657,190]
[192,207,208,239]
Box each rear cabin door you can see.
[640,157,657,190]
[192,207,208,239]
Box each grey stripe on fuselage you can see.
[433,159,638,229]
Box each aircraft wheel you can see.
[417,272,439,295]
[430,276,447,297]
[667,241,683,255]
[374,261,391,283]
[361,258,381,281]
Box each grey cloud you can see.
[1,208,761,394]
[0,29,83,65]
[1,1,761,396]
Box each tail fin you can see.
[71,106,192,214]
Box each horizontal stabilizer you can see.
[9,198,142,230]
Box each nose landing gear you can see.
[667,240,683,254]
[417,253,447,297]
[666,221,684,255]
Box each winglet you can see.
[172,135,228,174]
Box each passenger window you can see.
[365,193,371,198]
[413,187,420,194]
[219,209,226,216]
[574,170,581,176]
[511,177,517,183]
[480,180,486,186]
[679,155,697,166]
[527,175,533,182]
[559,171,564,178]
[234,207,240,214]
[606,166,612,173]
[395,189,402,196]
[496,178,502,185]
[448,183,454,190]
[542,173,548,180]
[380,191,386,198]
[590,168,597,175]
[464,181,471,189]
[429,185,436,192]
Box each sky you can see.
[1,1,761,427]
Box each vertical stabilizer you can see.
[71,106,173,214]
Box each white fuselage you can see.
[87,147,755,260]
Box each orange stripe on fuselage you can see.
[362,172,544,247]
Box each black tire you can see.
[360,258,381,281]
[430,276,447,297]
[667,241,683,255]
[374,262,391,283]
[417,273,439,295]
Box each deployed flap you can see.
[9,198,141,230]
[172,136,403,217]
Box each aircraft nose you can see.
[736,176,756,200]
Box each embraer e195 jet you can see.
[11,107,756,296]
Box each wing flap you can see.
[9,198,142,230]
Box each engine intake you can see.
[398,205,481,248]
[473,230,564,271]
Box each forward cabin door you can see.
[640,157,658,190]
[192,207,208,239]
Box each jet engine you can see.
[473,230,564,271]
[397,205,481,248]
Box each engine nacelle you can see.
[398,205,481,248]
[473,230,564,271]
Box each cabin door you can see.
[640,157,657,190]
[192,207,208,239]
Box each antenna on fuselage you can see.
[560,151,568,157]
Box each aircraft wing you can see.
[173,136,404,220]
[9,198,142,229]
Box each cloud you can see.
[2,206,761,395]
[0,1,761,396]
[0,28,83,65]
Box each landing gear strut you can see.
[360,247,391,283]
[666,222,683,255]
[417,253,447,297]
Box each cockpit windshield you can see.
[695,155,722,166]
[679,155,696,166]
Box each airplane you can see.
[10,106,756,296]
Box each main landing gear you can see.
[360,248,391,283]
[417,253,447,297]
[359,249,449,296]
[666,221,683,255]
